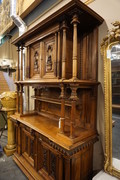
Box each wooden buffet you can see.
[11,0,103,179]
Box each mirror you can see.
[101,21,120,178]
[111,44,120,170]
[110,44,120,170]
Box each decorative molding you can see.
[49,136,98,156]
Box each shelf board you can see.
[15,79,99,88]
[112,70,120,72]
[112,85,120,87]
[112,78,120,79]
[112,93,120,96]
[32,96,80,106]
[112,104,120,109]
[10,114,96,150]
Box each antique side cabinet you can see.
[11,1,103,179]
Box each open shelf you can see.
[31,95,80,106]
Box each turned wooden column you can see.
[16,84,20,113]
[20,85,23,115]
[17,46,20,81]
[54,32,57,77]
[70,85,78,138]
[57,31,60,78]
[20,45,24,81]
[62,21,67,79]
[27,46,30,79]
[59,85,65,134]
[71,14,79,80]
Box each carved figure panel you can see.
[30,42,40,78]
[46,45,53,72]
[45,41,55,73]
[34,51,39,73]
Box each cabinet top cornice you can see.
[12,0,103,46]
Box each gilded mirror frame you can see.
[101,21,120,178]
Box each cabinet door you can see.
[38,139,63,180]
[21,127,35,167]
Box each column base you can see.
[4,146,16,156]
[70,77,79,81]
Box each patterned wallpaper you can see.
[0,0,43,36]
[0,0,12,36]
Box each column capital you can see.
[17,46,20,51]
[71,14,80,24]
[59,84,66,99]
[61,20,68,30]
[20,44,24,50]
[70,85,79,101]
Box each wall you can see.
[88,0,120,29]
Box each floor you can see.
[0,130,27,180]
[93,170,119,180]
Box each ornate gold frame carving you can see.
[84,0,95,5]
[101,21,120,178]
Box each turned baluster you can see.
[20,85,23,115]
[16,84,20,113]
[59,85,65,134]
[71,14,80,80]
[70,85,78,138]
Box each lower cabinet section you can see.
[13,122,96,180]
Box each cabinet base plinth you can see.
[4,146,16,156]
[13,153,43,180]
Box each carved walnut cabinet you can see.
[11,0,103,179]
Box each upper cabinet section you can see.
[13,0,104,81]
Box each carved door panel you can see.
[21,126,35,167]
[38,140,62,180]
